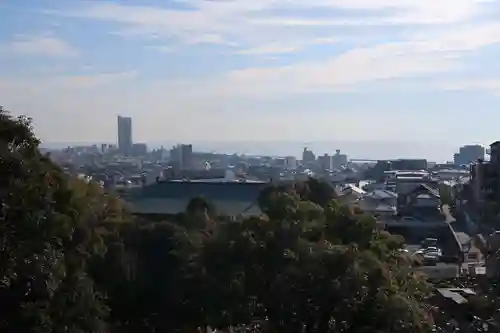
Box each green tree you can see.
[195,186,432,332]
[438,183,453,206]
[0,107,115,332]
[296,177,337,207]
[185,196,217,230]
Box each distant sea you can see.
[41,140,464,163]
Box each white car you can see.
[414,247,442,265]
[414,247,443,256]
[424,247,443,257]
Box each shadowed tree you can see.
[0,106,122,332]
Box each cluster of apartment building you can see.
[302,148,348,170]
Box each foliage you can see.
[0,107,124,332]
[194,190,432,333]
[438,183,453,206]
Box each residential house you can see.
[398,184,441,215]
[336,184,365,204]
[357,189,398,217]
[394,173,438,195]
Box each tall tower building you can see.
[117,116,133,155]
[170,144,194,170]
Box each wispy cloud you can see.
[4,35,78,58]
[253,0,487,26]
[170,21,500,96]
[0,71,137,96]
[236,43,300,55]
[53,0,497,73]
[440,79,500,94]
[14,0,500,96]
[61,0,492,42]
[236,38,337,55]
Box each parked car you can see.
[414,247,442,266]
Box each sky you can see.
[1,0,500,160]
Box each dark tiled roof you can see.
[127,181,266,216]
[365,189,398,199]
[401,183,440,198]
[130,181,266,201]
[129,198,262,216]
[416,184,440,198]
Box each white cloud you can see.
[51,0,500,85]
[236,38,337,55]
[44,71,137,89]
[59,0,492,49]
[236,43,299,55]
[8,1,500,98]
[0,71,136,93]
[440,79,500,94]
[170,21,500,96]
[253,0,488,26]
[5,35,78,58]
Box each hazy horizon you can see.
[42,139,481,162]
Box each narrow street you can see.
[442,204,483,265]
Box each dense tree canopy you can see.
[0,107,126,332]
[0,106,444,332]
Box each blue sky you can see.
[1,0,500,159]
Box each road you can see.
[442,204,455,224]
[404,244,461,279]
[442,204,483,263]
[415,263,459,279]
[402,206,482,279]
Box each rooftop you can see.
[126,181,267,216]
[130,181,266,201]
[364,189,397,199]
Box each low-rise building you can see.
[336,184,365,204]
[398,184,441,215]
[126,181,265,217]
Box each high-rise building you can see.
[117,116,133,155]
[180,144,193,170]
[454,145,485,165]
[332,150,348,169]
[318,154,333,170]
[302,147,315,164]
[170,144,194,170]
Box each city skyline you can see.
[2,1,500,154]
[42,139,487,163]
